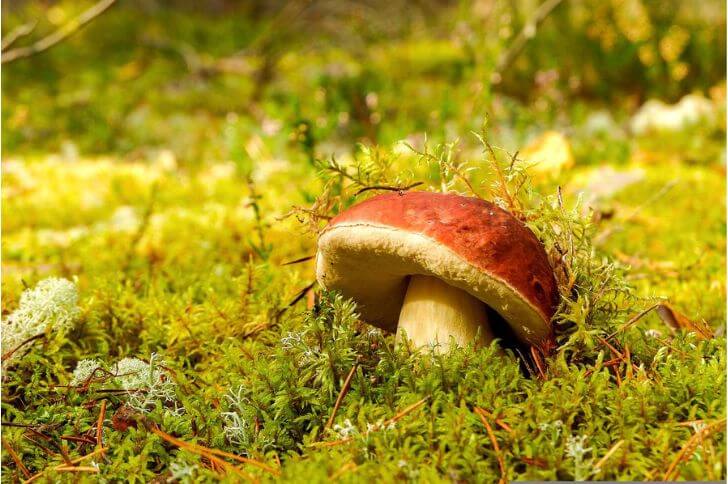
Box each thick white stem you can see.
[396,275,494,351]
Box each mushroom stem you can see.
[396,275,494,351]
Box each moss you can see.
[1,3,725,482]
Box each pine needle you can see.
[324,361,359,433]
[148,424,280,476]
[663,418,726,480]
[474,408,508,484]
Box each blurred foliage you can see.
[2,0,725,161]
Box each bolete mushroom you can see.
[315,191,559,352]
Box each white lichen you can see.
[112,353,177,413]
[566,434,592,481]
[222,385,253,446]
[70,358,103,386]
[644,329,663,339]
[167,459,198,483]
[333,419,357,438]
[222,410,251,446]
[2,277,80,359]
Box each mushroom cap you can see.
[315,191,559,348]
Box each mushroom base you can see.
[396,275,494,352]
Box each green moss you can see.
[2,2,725,482]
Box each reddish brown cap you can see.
[316,191,559,348]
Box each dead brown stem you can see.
[474,408,508,484]
[2,440,31,479]
[324,361,359,433]
[663,418,726,480]
[148,424,279,476]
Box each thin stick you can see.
[474,407,514,435]
[530,346,546,379]
[664,418,726,480]
[2,0,117,64]
[313,396,430,448]
[325,362,359,432]
[23,448,108,483]
[1,21,37,50]
[492,0,566,80]
[96,400,107,450]
[148,424,279,476]
[593,439,624,473]
[53,466,99,473]
[475,410,508,484]
[3,440,31,479]
[281,255,314,266]
[597,336,639,374]
[275,281,316,318]
[379,396,430,430]
[355,181,423,196]
[2,333,45,362]
[595,180,678,245]
[330,461,358,480]
[60,435,96,445]
[605,303,661,340]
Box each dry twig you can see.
[312,396,430,448]
[492,0,566,82]
[663,418,726,480]
[474,408,508,484]
[2,440,31,479]
[148,424,280,476]
[96,400,107,450]
[593,439,624,474]
[324,361,359,433]
[24,447,108,483]
[2,0,117,64]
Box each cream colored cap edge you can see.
[316,223,552,345]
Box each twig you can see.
[530,346,546,379]
[596,336,639,376]
[605,303,662,340]
[492,0,566,82]
[275,281,316,319]
[60,435,96,445]
[2,0,117,64]
[281,255,314,266]
[354,181,423,196]
[312,396,430,447]
[324,361,359,433]
[52,466,99,473]
[2,440,31,479]
[2,333,45,362]
[593,439,624,474]
[24,447,108,483]
[96,400,107,450]
[474,409,508,484]
[474,407,514,434]
[1,21,37,50]
[663,418,726,480]
[148,424,279,476]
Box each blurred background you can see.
[2,0,725,166]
